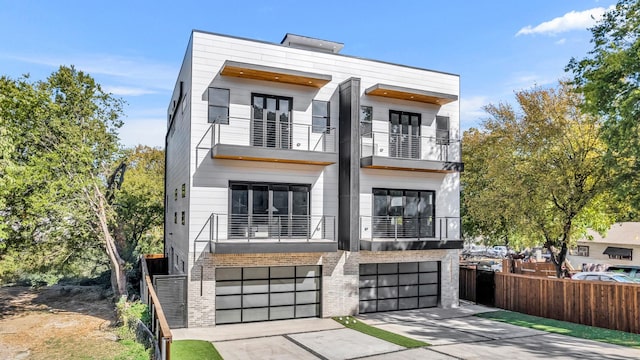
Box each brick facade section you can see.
[186,249,458,327]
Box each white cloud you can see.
[460,95,489,129]
[103,86,157,96]
[119,117,166,148]
[5,53,176,91]
[555,38,567,45]
[516,6,613,36]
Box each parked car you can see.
[487,246,508,258]
[477,260,502,272]
[607,265,640,282]
[572,272,637,283]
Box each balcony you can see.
[360,131,463,172]
[359,216,462,251]
[194,214,337,254]
[197,117,337,165]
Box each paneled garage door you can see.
[215,265,321,324]
[359,261,440,313]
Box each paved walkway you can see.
[173,304,640,359]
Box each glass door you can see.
[252,94,292,149]
[389,111,421,159]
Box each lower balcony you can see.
[194,214,337,254]
[359,216,462,251]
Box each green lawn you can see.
[476,311,640,348]
[171,340,223,360]
[333,316,428,348]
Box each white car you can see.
[487,246,508,258]
[572,272,637,283]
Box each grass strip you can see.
[171,340,223,360]
[476,311,640,349]
[333,316,428,348]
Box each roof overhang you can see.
[603,246,633,257]
[365,83,458,105]
[220,60,332,88]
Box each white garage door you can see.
[215,265,321,324]
[359,261,440,313]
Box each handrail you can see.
[359,215,460,241]
[198,116,336,152]
[360,131,461,162]
[141,255,173,360]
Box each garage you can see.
[215,265,321,324]
[359,261,440,313]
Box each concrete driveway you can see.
[173,304,640,360]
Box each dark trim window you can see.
[251,94,292,148]
[229,182,310,239]
[174,189,178,201]
[181,211,185,225]
[208,87,230,124]
[603,246,632,260]
[372,188,435,238]
[360,106,372,138]
[436,116,450,145]
[576,245,589,257]
[312,100,330,133]
[174,212,177,224]
[182,184,186,198]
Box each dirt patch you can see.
[0,285,130,360]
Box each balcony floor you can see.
[209,239,338,254]
[213,144,337,165]
[361,156,463,173]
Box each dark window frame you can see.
[360,105,372,138]
[436,115,450,145]
[312,100,330,133]
[208,87,230,124]
[576,245,589,257]
[372,188,436,238]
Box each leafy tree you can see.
[462,83,616,277]
[0,67,131,293]
[567,0,640,218]
[113,145,165,264]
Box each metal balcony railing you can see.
[196,117,336,155]
[359,216,460,241]
[360,131,461,162]
[195,214,336,249]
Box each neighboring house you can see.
[164,30,462,328]
[567,222,640,270]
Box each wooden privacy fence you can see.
[495,272,640,334]
[141,255,173,360]
[502,259,556,277]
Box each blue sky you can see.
[0,0,615,148]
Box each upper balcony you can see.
[197,117,337,166]
[359,216,462,251]
[194,213,337,254]
[360,131,463,173]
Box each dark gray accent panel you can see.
[154,275,187,328]
[338,78,361,252]
[212,144,337,165]
[211,241,337,254]
[361,156,464,172]
[360,240,463,251]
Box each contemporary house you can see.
[164,30,462,327]
[568,222,640,270]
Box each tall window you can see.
[360,106,372,138]
[389,110,421,159]
[312,100,330,133]
[208,87,229,124]
[436,116,450,145]
[230,182,310,239]
[372,188,435,238]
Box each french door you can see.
[230,183,310,239]
[389,110,421,159]
[252,94,292,149]
[372,188,435,239]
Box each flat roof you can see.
[192,29,459,77]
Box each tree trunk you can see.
[93,184,128,297]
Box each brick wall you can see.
[186,249,458,327]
